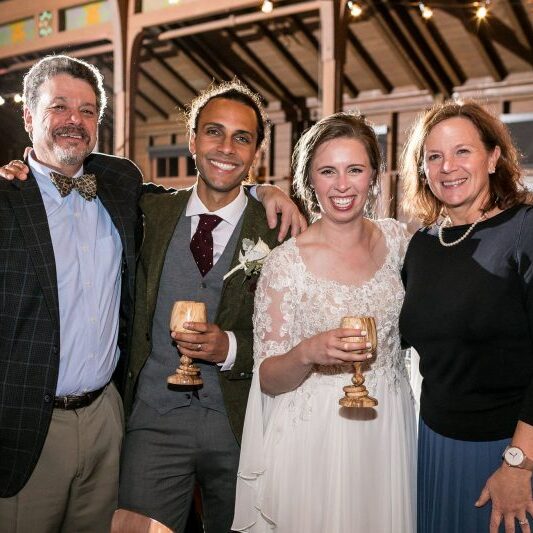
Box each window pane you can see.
[157,158,167,177]
[169,157,178,177]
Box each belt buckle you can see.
[62,396,71,409]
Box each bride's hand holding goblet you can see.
[300,327,373,367]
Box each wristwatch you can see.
[502,446,533,471]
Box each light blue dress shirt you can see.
[29,153,123,396]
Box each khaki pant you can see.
[0,383,124,533]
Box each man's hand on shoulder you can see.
[256,184,307,241]
[0,160,30,181]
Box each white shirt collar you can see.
[186,184,247,227]
[28,150,84,179]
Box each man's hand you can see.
[171,322,229,364]
[256,184,307,241]
[0,160,29,181]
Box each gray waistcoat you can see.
[136,212,243,414]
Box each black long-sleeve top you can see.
[400,205,533,441]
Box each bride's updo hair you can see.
[292,112,383,220]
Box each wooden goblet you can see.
[338,316,378,408]
[168,301,207,386]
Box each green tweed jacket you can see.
[123,187,281,443]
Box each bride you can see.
[232,113,416,532]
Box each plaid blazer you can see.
[123,188,282,444]
[0,152,143,498]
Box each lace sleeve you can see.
[382,218,414,265]
[252,241,299,368]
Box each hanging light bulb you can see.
[476,1,488,19]
[13,94,23,103]
[0,96,5,106]
[419,2,433,20]
[347,1,363,18]
[261,0,273,13]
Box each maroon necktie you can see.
[190,214,223,277]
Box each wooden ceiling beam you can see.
[392,5,454,95]
[225,27,301,108]
[256,21,318,93]
[290,15,359,98]
[442,2,533,67]
[441,1,508,80]
[371,3,438,93]
[184,34,236,81]
[136,89,169,120]
[183,32,271,103]
[502,0,533,58]
[139,65,185,110]
[419,17,466,87]
[169,38,222,84]
[346,27,393,94]
[144,46,199,98]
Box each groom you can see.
[118,81,283,532]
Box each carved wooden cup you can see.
[338,316,378,408]
[168,301,207,386]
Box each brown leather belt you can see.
[54,385,106,410]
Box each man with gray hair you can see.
[0,54,143,532]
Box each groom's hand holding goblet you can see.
[171,323,230,364]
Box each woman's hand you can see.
[300,327,373,366]
[259,327,373,395]
[476,464,533,532]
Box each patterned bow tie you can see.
[50,171,97,201]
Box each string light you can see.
[476,1,489,19]
[13,94,23,103]
[347,1,363,18]
[0,96,4,106]
[261,0,273,13]
[419,2,433,20]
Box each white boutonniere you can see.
[223,237,271,280]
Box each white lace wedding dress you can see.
[232,219,417,533]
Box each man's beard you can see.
[52,126,94,166]
[53,144,92,166]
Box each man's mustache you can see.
[53,126,90,142]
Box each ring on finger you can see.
[197,344,202,351]
[518,519,529,526]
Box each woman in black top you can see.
[400,100,533,533]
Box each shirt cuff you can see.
[218,331,237,371]
[249,185,259,201]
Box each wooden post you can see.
[319,0,344,117]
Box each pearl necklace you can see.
[438,213,486,247]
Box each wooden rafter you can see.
[345,27,393,94]
[198,30,274,102]
[167,38,222,84]
[225,27,301,107]
[183,34,235,81]
[143,46,199,98]
[418,17,466,87]
[392,5,454,95]
[290,15,359,98]
[372,3,439,93]
[137,88,169,119]
[501,0,533,60]
[256,21,318,93]
[441,1,507,81]
[139,65,184,110]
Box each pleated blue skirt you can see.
[418,418,532,533]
